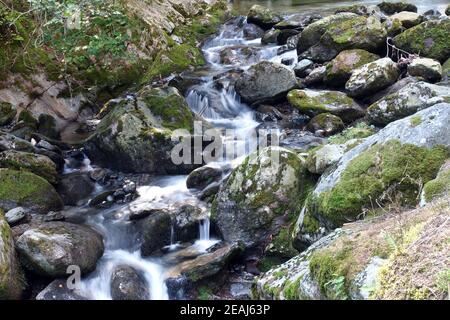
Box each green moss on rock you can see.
[0,150,58,184]
[313,140,448,226]
[0,168,63,213]
[324,49,380,86]
[287,89,364,123]
[393,19,450,62]
[423,162,450,202]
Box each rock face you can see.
[345,58,399,98]
[0,169,63,214]
[407,58,443,83]
[0,211,24,299]
[298,13,387,62]
[393,19,450,62]
[0,150,58,184]
[255,197,448,300]
[390,11,423,28]
[324,49,380,87]
[16,222,104,277]
[287,89,364,123]
[212,147,311,249]
[307,103,450,228]
[110,265,150,300]
[247,5,282,30]
[367,82,450,125]
[85,86,201,174]
[235,61,298,104]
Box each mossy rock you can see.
[393,19,450,63]
[0,168,63,213]
[0,150,58,184]
[422,160,450,203]
[324,49,380,87]
[138,86,195,132]
[0,102,16,126]
[0,210,25,299]
[345,58,399,98]
[367,81,449,126]
[298,13,358,54]
[287,89,364,123]
[247,5,282,30]
[85,86,201,174]
[299,14,387,62]
[306,113,345,137]
[16,222,104,277]
[213,147,314,249]
[377,2,417,14]
[311,140,448,226]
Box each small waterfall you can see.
[199,218,211,241]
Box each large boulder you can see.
[110,265,150,300]
[235,61,298,105]
[287,89,365,123]
[140,210,172,257]
[377,1,417,14]
[247,5,282,30]
[393,19,450,63]
[16,222,104,277]
[324,49,380,87]
[0,169,63,213]
[407,58,443,83]
[0,211,24,299]
[84,86,201,174]
[298,13,358,55]
[211,147,312,249]
[57,172,95,206]
[305,103,450,229]
[367,82,450,125]
[0,150,58,184]
[390,11,423,29]
[298,14,387,62]
[345,58,399,98]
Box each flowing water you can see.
[73,0,444,300]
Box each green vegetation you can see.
[0,0,227,101]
